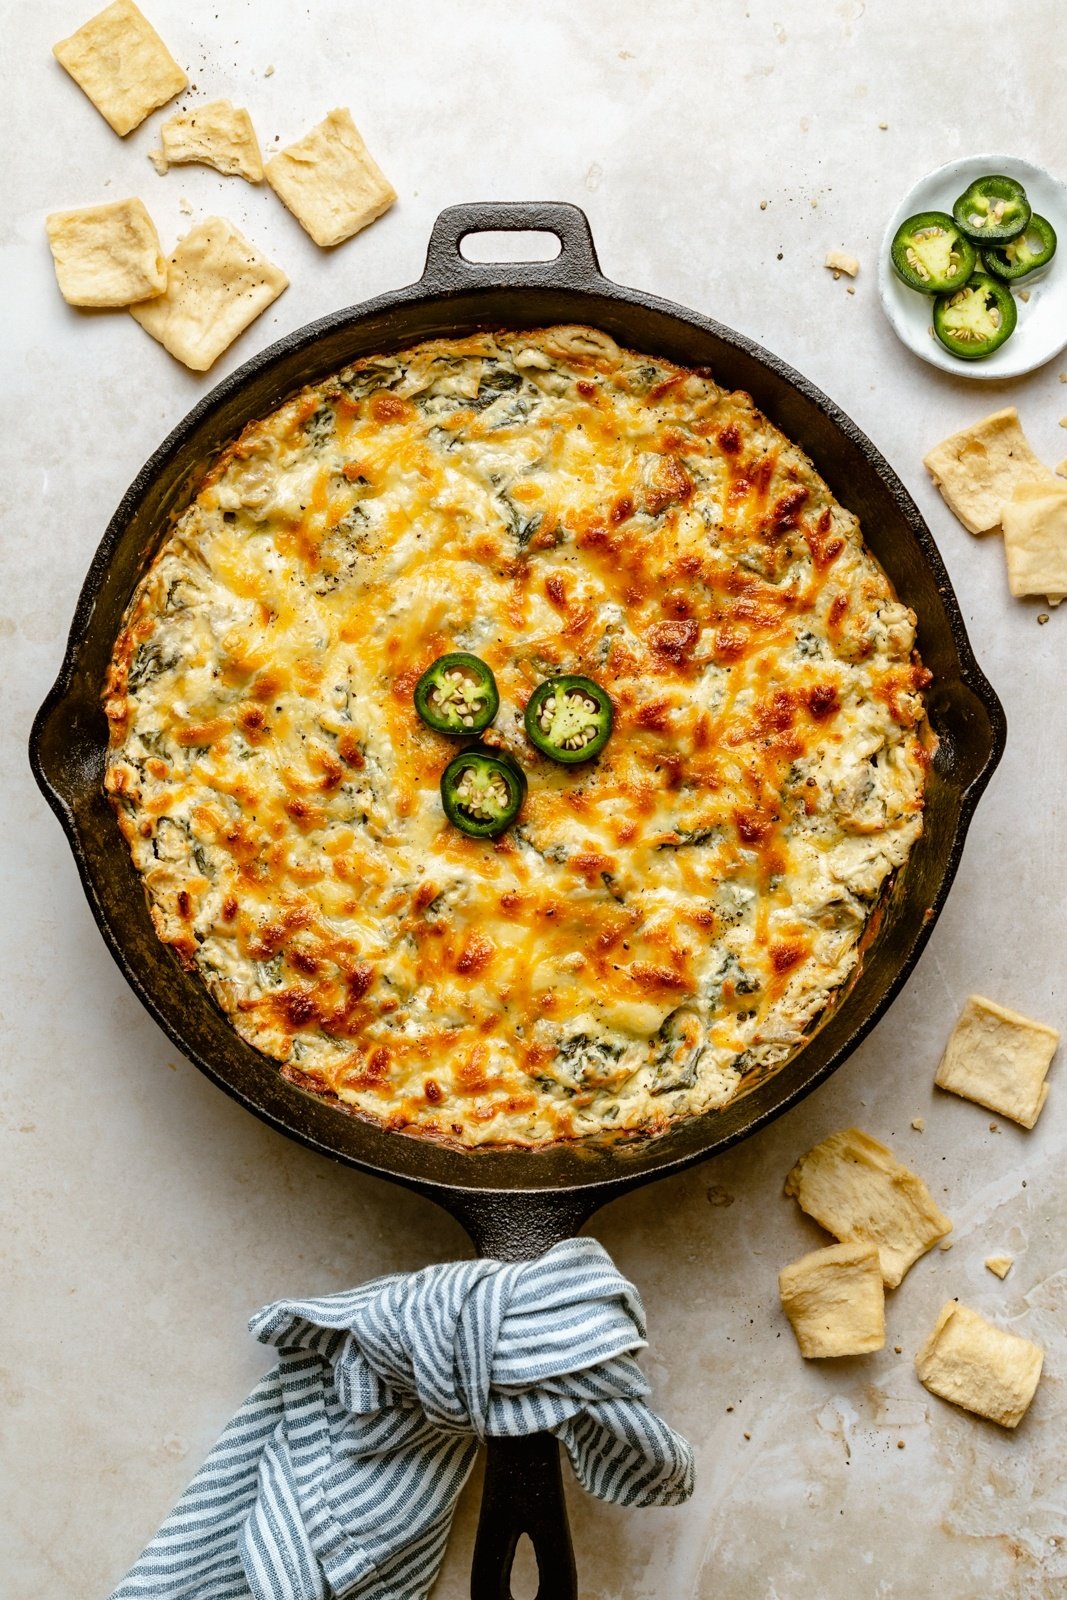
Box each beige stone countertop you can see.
[3,1,1065,1595]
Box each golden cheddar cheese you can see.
[104,327,930,1146]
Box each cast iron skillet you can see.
[30,203,1005,1599]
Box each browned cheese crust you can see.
[104,328,930,1146]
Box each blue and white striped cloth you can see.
[109,1237,693,1600]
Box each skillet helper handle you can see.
[420,200,604,293]
[440,1193,600,1600]
[470,1433,576,1600]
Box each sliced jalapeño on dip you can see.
[932,273,1017,359]
[414,652,499,735]
[952,175,1031,244]
[524,674,613,764]
[440,747,526,837]
[890,211,977,293]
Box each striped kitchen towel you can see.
[109,1236,693,1600]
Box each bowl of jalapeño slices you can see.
[879,155,1067,378]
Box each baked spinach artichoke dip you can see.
[105,327,931,1147]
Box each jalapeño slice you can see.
[414,652,499,735]
[524,674,613,764]
[890,211,977,293]
[952,175,1031,244]
[932,274,1017,360]
[982,215,1057,280]
[440,747,526,838]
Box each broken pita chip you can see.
[935,994,1059,1129]
[150,98,264,182]
[922,408,1056,535]
[984,1255,1013,1279]
[784,1127,951,1287]
[1001,482,1067,607]
[264,107,396,247]
[825,250,860,277]
[53,0,186,137]
[46,196,165,307]
[915,1302,1043,1428]
[129,217,287,371]
[778,1240,885,1358]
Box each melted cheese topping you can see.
[105,327,930,1146]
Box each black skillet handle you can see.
[470,1434,576,1600]
[442,1190,600,1600]
[419,201,605,294]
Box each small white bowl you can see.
[878,154,1067,380]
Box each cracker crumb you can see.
[878,120,889,130]
[1018,289,1031,302]
[178,195,193,214]
[1060,418,1067,428]
[1038,613,1050,624]
[1059,372,1067,383]
[846,285,855,295]
[894,1344,903,1354]
[810,199,818,209]
[989,1121,999,1132]
[825,249,860,277]
[985,1254,1013,1278]
[911,1117,925,1132]
[939,1239,954,1251]
[743,1432,751,1441]
[759,200,768,210]
[264,64,274,76]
